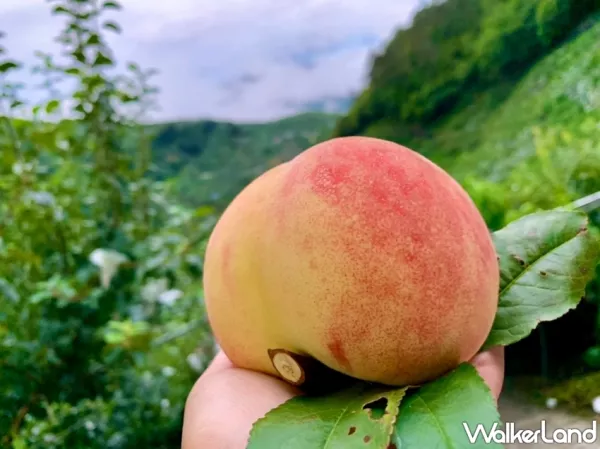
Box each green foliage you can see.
[542,370,600,414]
[435,15,600,186]
[0,1,214,447]
[485,211,600,349]
[333,0,600,137]
[248,384,407,448]
[460,124,600,228]
[392,364,501,448]
[248,364,502,447]
[148,112,338,209]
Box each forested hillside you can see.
[334,0,599,139]
[148,112,338,208]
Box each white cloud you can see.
[0,0,421,122]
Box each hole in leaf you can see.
[363,435,371,443]
[363,397,387,420]
[387,444,398,449]
[512,255,525,266]
[348,426,356,435]
[540,271,547,277]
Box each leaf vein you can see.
[499,231,585,297]
[413,395,454,448]
[322,403,352,448]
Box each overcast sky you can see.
[0,0,421,123]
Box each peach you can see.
[202,136,499,387]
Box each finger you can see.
[182,356,300,449]
[470,346,505,402]
[202,350,235,375]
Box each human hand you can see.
[181,346,504,449]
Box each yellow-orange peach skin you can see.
[203,136,499,387]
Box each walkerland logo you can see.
[463,421,598,445]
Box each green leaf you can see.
[72,49,87,64]
[30,290,54,304]
[392,364,502,448]
[247,384,406,448]
[484,210,600,349]
[0,278,20,302]
[93,52,113,67]
[11,437,26,449]
[103,329,125,345]
[74,104,87,115]
[583,346,600,368]
[85,74,105,90]
[51,5,72,15]
[103,21,121,33]
[0,61,19,73]
[86,33,101,46]
[119,93,137,103]
[194,205,216,218]
[102,0,122,9]
[46,100,60,114]
[75,12,93,20]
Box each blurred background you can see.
[1,0,600,447]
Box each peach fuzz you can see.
[202,136,499,387]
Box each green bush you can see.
[462,124,600,229]
[0,1,214,447]
[462,123,600,374]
